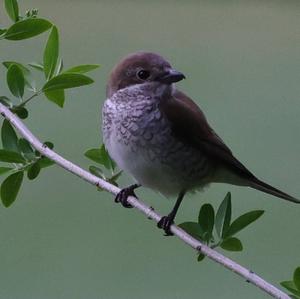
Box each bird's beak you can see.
[158,69,186,84]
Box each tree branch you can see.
[0,103,289,299]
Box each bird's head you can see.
[106,51,185,97]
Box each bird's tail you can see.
[249,178,300,203]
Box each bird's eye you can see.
[137,69,150,80]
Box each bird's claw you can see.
[157,215,174,236]
[115,186,137,208]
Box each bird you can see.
[102,51,299,235]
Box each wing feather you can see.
[159,89,299,203]
[160,89,255,180]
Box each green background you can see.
[1,1,300,298]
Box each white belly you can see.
[106,131,184,197]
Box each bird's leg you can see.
[157,191,186,236]
[115,183,141,208]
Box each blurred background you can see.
[0,1,300,298]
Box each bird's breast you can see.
[102,89,214,197]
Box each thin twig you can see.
[18,90,41,108]
[0,103,290,299]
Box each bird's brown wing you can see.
[159,89,300,203]
[160,89,256,180]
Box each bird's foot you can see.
[157,215,174,236]
[115,184,140,208]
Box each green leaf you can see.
[294,267,300,291]
[64,64,100,74]
[43,26,59,80]
[42,73,94,92]
[220,237,243,251]
[225,210,264,238]
[0,149,25,163]
[44,89,65,107]
[1,119,19,152]
[38,157,55,168]
[3,61,34,90]
[109,170,123,183]
[89,165,106,179]
[197,253,205,262]
[1,171,23,207]
[85,149,104,164]
[7,64,25,99]
[18,138,33,153]
[289,295,300,299]
[215,192,231,238]
[198,204,215,241]
[11,106,29,119]
[178,222,205,241]
[3,61,30,73]
[280,281,300,296]
[5,18,52,40]
[0,167,13,176]
[0,29,7,36]
[4,0,19,22]
[18,138,35,160]
[84,145,115,170]
[56,59,63,74]
[27,162,41,180]
[28,62,44,71]
[43,141,54,149]
[4,61,25,70]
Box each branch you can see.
[0,103,289,299]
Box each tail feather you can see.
[249,178,300,204]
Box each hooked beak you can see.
[158,69,186,84]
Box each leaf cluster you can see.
[1,0,99,110]
[0,119,54,206]
[179,192,264,261]
[0,0,99,206]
